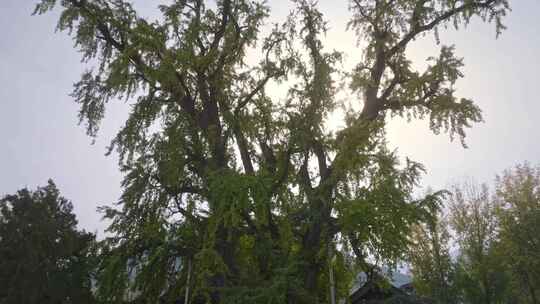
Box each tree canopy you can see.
[409,197,455,304]
[495,164,540,303]
[448,181,509,304]
[409,165,540,304]
[0,180,96,304]
[33,0,511,303]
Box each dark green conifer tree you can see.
[0,180,96,304]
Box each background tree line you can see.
[410,163,540,304]
[3,164,539,303]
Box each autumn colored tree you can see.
[409,197,456,304]
[410,168,540,304]
[495,163,540,304]
[33,0,510,303]
[449,182,509,304]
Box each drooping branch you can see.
[388,0,501,57]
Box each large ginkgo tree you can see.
[34,0,510,303]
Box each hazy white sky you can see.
[1,0,539,235]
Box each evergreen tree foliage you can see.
[0,180,96,304]
[33,0,510,303]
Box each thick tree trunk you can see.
[303,224,323,303]
[523,270,539,304]
[210,224,239,304]
[301,193,333,303]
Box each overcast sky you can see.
[1,0,539,236]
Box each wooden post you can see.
[328,244,336,304]
[184,257,192,304]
